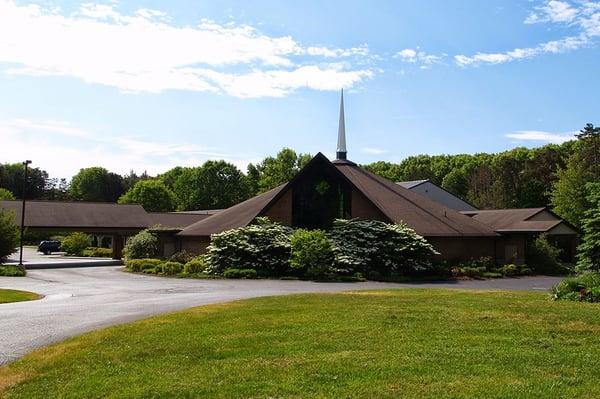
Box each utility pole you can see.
[19,160,32,266]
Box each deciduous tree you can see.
[118,180,177,212]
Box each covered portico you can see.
[1,200,151,259]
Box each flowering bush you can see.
[206,217,292,276]
[329,219,438,276]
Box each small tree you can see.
[290,229,334,278]
[577,182,600,271]
[124,229,159,259]
[61,232,90,256]
[526,234,565,275]
[118,180,177,212]
[0,209,20,262]
[0,188,15,201]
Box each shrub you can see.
[500,264,519,277]
[0,264,26,277]
[184,258,207,274]
[526,234,568,275]
[223,268,258,279]
[469,256,495,270]
[168,250,196,264]
[552,272,600,302]
[206,217,292,276]
[290,229,334,279]
[61,232,90,256]
[460,266,487,278]
[336,272,366,282]
[162,261,183,275]
[0,188,15,200]
[82,247,113,258]
[0,209,19,263]
[497,263,532,277]
[126,258,163,272]
[124,229,159,260]
[329,219,438,276]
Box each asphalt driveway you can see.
[0,266,563,364]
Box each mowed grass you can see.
[2,290,600,398]
[0,289,40,304]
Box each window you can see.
[291,167,351,229]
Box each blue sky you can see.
[0,0,598,179]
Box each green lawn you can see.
[2,289,600,398]
[0,289,40,304]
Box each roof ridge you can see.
[0,199,142,206]
[342,165,465,235]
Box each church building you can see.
[176,91,528,264]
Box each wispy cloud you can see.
[361,147,388,155]
[0,1,373,97]
[455,0,599,66]
[394,48,445,69]
[0,118,261,178]
[505,130,576,144]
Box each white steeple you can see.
[336,89,347,160]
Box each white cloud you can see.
[456,1,599,67]
[0,118,260,178]
[0,1,372,97]
[394,48,444,68]
[361,147,388,155]
[454,35,588,66]
[525,0,578,24]
[505,130,576,144]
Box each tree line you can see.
[0,124,597,228]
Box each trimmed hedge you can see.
[0,264,26,277]
[126,258,163,273]
[223,268,257,279]
[184,258,206,274]
[162,261,184,276]
[82,247,113,258]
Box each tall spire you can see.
[336,88,347,160]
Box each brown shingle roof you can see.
[460,208,568,232]
[1,200,150,229]
[147,212,212,229]
[177,185,286,236]
[334,163,497,237]
[177,154,497,237]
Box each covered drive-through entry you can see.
[1,200,210,259]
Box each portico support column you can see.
[112,234,124,260]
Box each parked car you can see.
[38,240,61,255]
